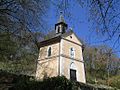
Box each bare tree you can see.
[0,0,50,74]
[51,0,120,51]
[0,0,49,50]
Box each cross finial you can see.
[58,11,65,23]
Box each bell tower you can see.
[55,12,68,34]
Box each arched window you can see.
[48,47,51,57]
[70,47,75,58]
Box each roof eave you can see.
[38,36,61,48]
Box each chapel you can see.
[36,14,86,83]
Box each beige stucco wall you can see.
[65,33,82,45]
[62,37,83,61]
[60,33,86,83]
[60,57,86,83]
[36,32,86,83]
[38,43,59,60]
[36,42,60,79]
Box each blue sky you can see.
[44,1,120,58]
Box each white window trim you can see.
[70,47,75,59]
[74,48,75,58]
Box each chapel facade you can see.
[36,15,86,83]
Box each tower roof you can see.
[57,12,65,23]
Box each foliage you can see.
[55,0,120,47]
[0,0,49,74]
[109,75,120,89]
[0,31,37,74]
[0,0,49,62]
[9,76,77,90]
[0,31,18,61]
[0,70,117,90]
[83,44,120,88]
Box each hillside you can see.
[0,70,119,90]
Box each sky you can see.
[44,1,120,58]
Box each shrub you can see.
[10,76,77,90]
[109,75,120,89]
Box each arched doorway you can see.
[70,62,77,81]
